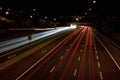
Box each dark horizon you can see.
[0,0,95,16]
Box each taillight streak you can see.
[88,27,95,80]
[77,27,89,80]
[19,27,83,80]
[47,27,87,80]
[59,27,87,80]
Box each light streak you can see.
[0,26,76,54]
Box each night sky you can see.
[0,0,119,17]
[0,0,94,16]
[98,0,120,17]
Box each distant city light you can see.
[45,16,47,19]
[89,8,92,11]
[30,15,33,18]
[0,7,2,10]
[54,18,56,21]
[75,18,79,21]
[82,16,85,17]
[85,12,88,15]
[93,0,96,3]
[33,13,35,15]
[5,11,10,15]
[7,8,11,10]
[79,16,82,19]
[33,9,36,11]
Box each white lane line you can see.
[78,56,80,61]
[99,71,103,80]
[94,37,103,80]
[16,39,63,80]
[97,62,101,68]
[50,66,55,73]
[96,36,120,70]
[60,56,63,60]
[80,49,82,53]
[74,68,78,76]
[95,50,97,54]
[96,55,99,60]
[94,47,96,50]
[94,44,96,47]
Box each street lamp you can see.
[33,8,36,11]
[30,15,33,18]
[45,16,47,19]
[54,18,56,21]
[5,11,10,15]
[85,12,88,15]
[89,8,92,11]
[93,0,96,4]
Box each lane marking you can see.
[96,55,99,60]
[94,36,103,80]
[78,56,80,61]
[95,50,97,54]
[97,62,101,68]
[16,38,68,80]
[74,68,78,77]
[50,66,55,72]
[96,30,120,50]
[88,27,95,80]
[80,49,82,53]
[16,27,82,80]
[77,27,89,80]
[99,72,103,80]
[59,27,87,80]
[94,47,96,50]
[60,56,63,60]
[95,36,120,70]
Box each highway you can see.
[0,25,120,80]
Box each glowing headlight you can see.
[70,24,77,28]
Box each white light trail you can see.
[0,26,76,53]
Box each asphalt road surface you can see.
[0,26,120,80]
